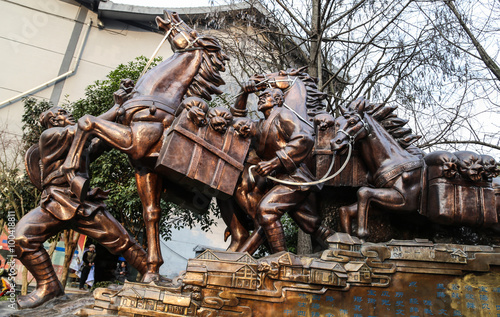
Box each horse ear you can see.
[356,98,367,115]
[339,104,347,115]
[349,97,367,115]
[156,16,169,30]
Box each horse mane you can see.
[284,68,327,118]
[184,35,229,101]
[362,102,421,149]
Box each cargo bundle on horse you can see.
[329,98,500,238]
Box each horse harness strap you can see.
[372,159,424,188]
[337,114,370,144]
[120,96,176,117]
[174,47,204,53]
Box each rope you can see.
[139,28,173,79]
[248,143,353,186]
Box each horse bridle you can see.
[161,17,201,52]
[263,74,298,93]
[337,113,370,144]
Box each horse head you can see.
[248,67,309,91]
[134,10,229,103]
[330,97,371,154]
[156,11,201,52]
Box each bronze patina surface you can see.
[59,10,230,283]
[79,235,500,316]
[329,98,500,238]
[15,107,148,309]
[17,7,500,315]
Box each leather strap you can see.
[121,95,177,115]
[173,125,244,171]
[373,160,423,187]
[211,130,234,187]
[186,127,208,179]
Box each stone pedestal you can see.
[78,234,500,316]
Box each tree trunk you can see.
[60,230,80,290]
[297,0,321,256]
[21,266,28,295]
[297,229,312,255]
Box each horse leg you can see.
[217,198,250,252]
[135,168,164,283]
[62,115,134,200]
[63,115,133,172]
[339,203,357,234]
[356,186,405,238]
[236,226,266,254]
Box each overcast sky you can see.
[113,0,219,7]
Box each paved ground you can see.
[0,287,94,317]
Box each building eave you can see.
[97,1,270,23]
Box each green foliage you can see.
[72,56,162,118]
[21,97,52,151]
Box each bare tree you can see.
[206,0,499,155]
[201,0,499,251]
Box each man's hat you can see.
[89,244,96,249]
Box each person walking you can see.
[79,244,96,290]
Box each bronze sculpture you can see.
[223,68,334,254]
[15,106,148,309]
[59,11,230,283]
[13,8,500,315]
[56,12,335,281]
[329,97,500,237]
[15,9,499,312]
[230,86,333,253]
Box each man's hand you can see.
[113,79,135,105]
[242,80,258,94]
[113,89,129,106]
[255,157,281,176]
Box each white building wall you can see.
[0,0,174,136]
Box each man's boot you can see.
[263,222,287,253]
[17,249,64,309]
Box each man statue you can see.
[15,106,148,308]
[233,86,333,253]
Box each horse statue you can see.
[59,7,334,280]
[60,10,229,282]
[330,97,500,238]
